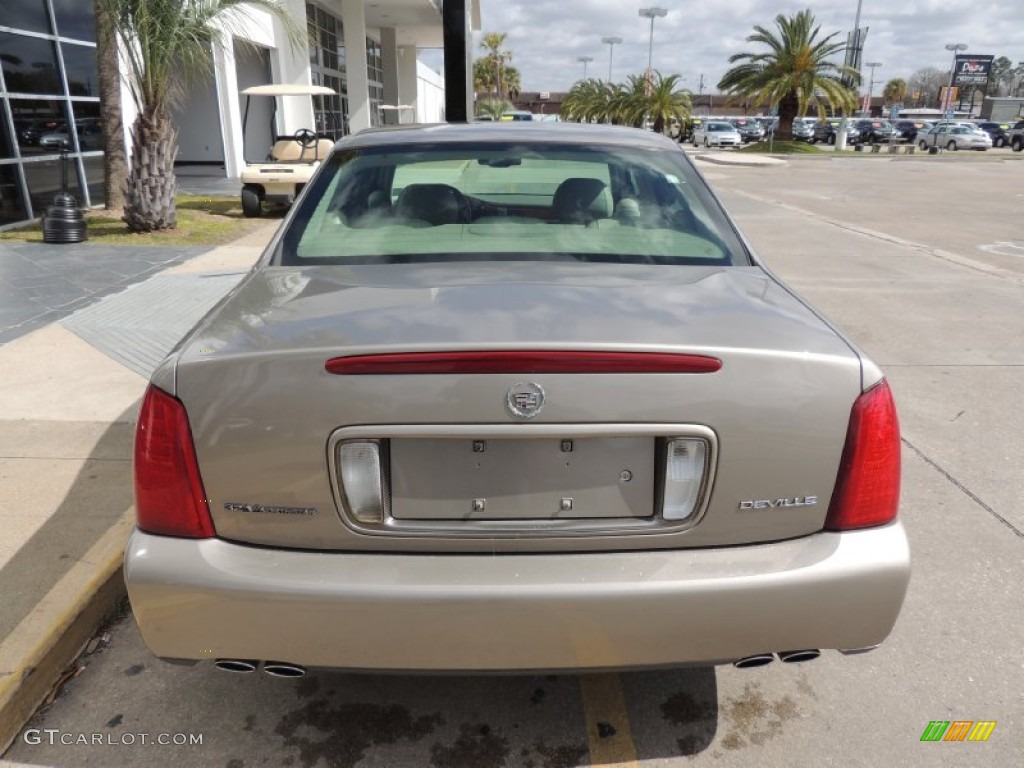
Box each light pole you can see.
[577,56,593,80]
[944,43,968,114]
[601,36,622,82]
[638,7,668,74]
[865,61,882,114]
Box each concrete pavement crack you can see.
[902,437,1023,540]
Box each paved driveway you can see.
[4,155,1022,768]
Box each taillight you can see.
[825,380,901,531]
[134,385,215,538]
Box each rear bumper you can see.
[125,522,910,672]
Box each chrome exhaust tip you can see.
[777,649,821,663]
[214,659,259,673]
[263,661,307,678]
[732,653,775,669]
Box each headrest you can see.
[395,183,470,225]
[552,178,613,223]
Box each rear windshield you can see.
[277,141,748,266]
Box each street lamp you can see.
[601,36,622,82]
[944,43,968,113]
[638,7,668,74]
[577,56,593,80]
[865,61,882,114]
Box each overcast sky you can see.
[440,0,1024,94]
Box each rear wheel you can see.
[918,140,928,151]
[946,141,958,151]
[704,138,709,148]
[241,186,263,218]
[827,134,836,145]
[1012,137,1024,152]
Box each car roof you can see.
[337,122,678,150]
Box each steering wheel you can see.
[294,128,318,148]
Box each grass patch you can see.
[737,140,822,154]
[0,194,270,246]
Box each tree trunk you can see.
[123,107,178,232]
[776,91,800,141]
[94,0,127,209]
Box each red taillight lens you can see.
[325,351,723,375]
[825,380,901,531]
[134,385,215,538]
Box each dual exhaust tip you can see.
[214,659,306,678]
[733,649,821,668]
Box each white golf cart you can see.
[239,84,338,218]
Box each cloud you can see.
[457,0,1024,93]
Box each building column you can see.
[380,28,400,124]
[212,34,243,179]
[397,46,418,123]
[341,0,370,133]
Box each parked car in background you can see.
[974,121,1011,147]
[730,117,765,143]
[680,116,705,143]
[893,119,932,143]
[37,120,103,151]
[1003,120,1024,151]
[124,122,910,676]
[852,119,896,144]
[918,124,992,151]
[811,119,861,145]
[790,117,817,142]
[693,120,743,148]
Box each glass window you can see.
[0,33,63,95]
[81,153,103,203]
[8,98,70,156]
[0,165,30,224]
[60,43,98,96]
[23,155,85,212]
[280,143,748,267]
[0,1,52,35]
[51,0,97,41]
[1,104,18,160]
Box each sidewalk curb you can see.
[0,511,133,753]
[693,152,787,167]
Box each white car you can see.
[918,124,992,152]
[693,121,743,148]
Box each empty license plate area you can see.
[389,437,655,520]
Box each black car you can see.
[892,120,932,143]
[852,119,896,144]
[730,117,765,143]
[974,121,1011,148]
[811,120,861,145]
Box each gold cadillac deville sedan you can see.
[125,123,910,677]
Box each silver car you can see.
[918,124,992,151]
[126,124,910,675]
[692,120,743,148]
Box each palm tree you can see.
[622,72,691,133]
[479,33,510,101]
[94,0,126,210]
[717,9,857,141]
[99,0,300,232]
[882,78,907,106]
[561,79,622,124]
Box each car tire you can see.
[946,141,958,151]
[827,134,836,145]
[704,138,709,148]
[918,140,928,151]
[994,137,1005,148]
[1012,138,1023,152]
[241,187,263,218]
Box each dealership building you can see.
[0,0,478,227]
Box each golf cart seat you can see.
[270,137,334,162]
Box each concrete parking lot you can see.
[4,154,1023,768]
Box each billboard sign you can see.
[952,55,994,87]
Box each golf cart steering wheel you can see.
[294,128,318,148]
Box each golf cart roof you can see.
[241,85,337,97]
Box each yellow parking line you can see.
[578,673,640,767]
